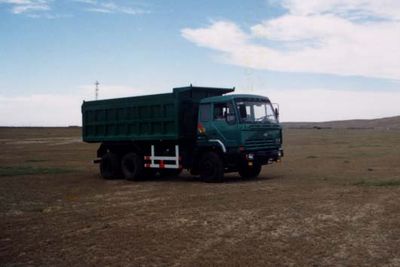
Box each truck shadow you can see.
[129,173,282,184]
[222,175,282,184]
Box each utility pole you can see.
[95,81,99,100]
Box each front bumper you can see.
[224,147,283,170]
[250,148,283,164]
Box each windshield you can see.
[236,99,277,123]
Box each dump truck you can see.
[82,85,283,182]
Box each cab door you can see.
[209,101,238,148]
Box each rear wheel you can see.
[121,153,144,181]
[199,152,224,183]
[239,163,262,178]
[100,152,121,179]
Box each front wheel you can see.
[239,163,262,179]
[199,152,224,183]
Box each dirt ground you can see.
[1,127,400,266]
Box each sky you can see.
[0,0,399,126]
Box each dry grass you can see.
[0,166,73,177]
[1,127,400,266]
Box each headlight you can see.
[246,153,254,160]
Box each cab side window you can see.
[214,102,236,123]
[214,103,227,120]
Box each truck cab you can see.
[194,94,283,181]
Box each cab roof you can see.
[200,94,270,104]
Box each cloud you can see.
[260,88,400,122]
[0,85,162,126]
[0,0,149,17]
[182,0,400,80]
[75,0,149,15]
[280,0,400,20]
[0,0,51,14]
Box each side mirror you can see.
[274,107,279,120]
[272,103,280,121]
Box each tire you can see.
[121,153,144,181]
[239,163,262,179]
[159,169,182,178]
[199,152,224,182]
[100,152,121,179]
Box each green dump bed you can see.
[82,86,234,143]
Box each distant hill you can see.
[283,115,400,129]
